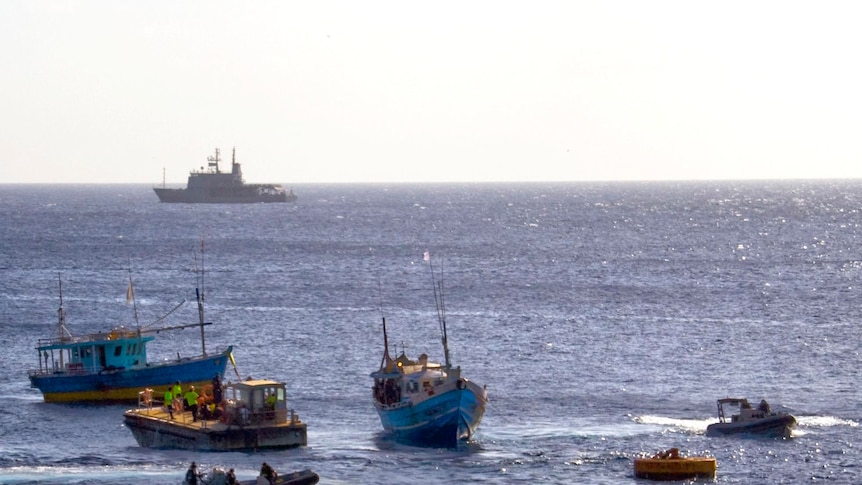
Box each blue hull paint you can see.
[376,387,484,448]
[30,347,231,402]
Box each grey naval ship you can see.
[154,148,296,203]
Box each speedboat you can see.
[706,397,796,438]
[189,466,318,485]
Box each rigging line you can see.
[142,299,187,329]
[438,257,447,324]
[426,253,443,328]
[438,256,450,368]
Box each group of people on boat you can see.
[372,377,401,406]
[741,398,772,416]
[164,375,224,422]
[184,461,279,485]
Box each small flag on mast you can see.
[423,251,430,261]
[126,282,134,303]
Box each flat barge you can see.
[124,379,307,451]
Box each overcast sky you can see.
[3,1,862,184]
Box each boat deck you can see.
[128,407,220,431]
[125,405,304,433]
[124,404,308,450]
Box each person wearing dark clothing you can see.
[225,468,237,485]
[213,374,223,404]
[185,462,199,485]
[260,462,277,484]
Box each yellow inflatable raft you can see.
[634,448,716,481]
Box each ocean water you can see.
[0,181,860,484]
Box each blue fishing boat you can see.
[29,272,232,403]
[370,253,488,447]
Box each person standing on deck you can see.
[173,381,184,411]
[184,386,200,421]
[212,374,223,403]
[164,388,174,419]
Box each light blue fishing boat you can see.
[29,266,232,403]
[370,254,488,447]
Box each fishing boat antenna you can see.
[380,317,391,369]
[375,273,393,368]
[196,237,207,355]
[425,251,451,368]
[55,274,73,368]
[56,274,72,338]
[126,265,140,328]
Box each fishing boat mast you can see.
[426,252,451,369]
[56,274,67,368]
[197,239,207,355]
[380,317,392,369]
[127,268,140,327]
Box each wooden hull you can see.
[124,408,307,451]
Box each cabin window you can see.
[114,346,122,357]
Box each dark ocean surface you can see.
[0,181,860,484]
